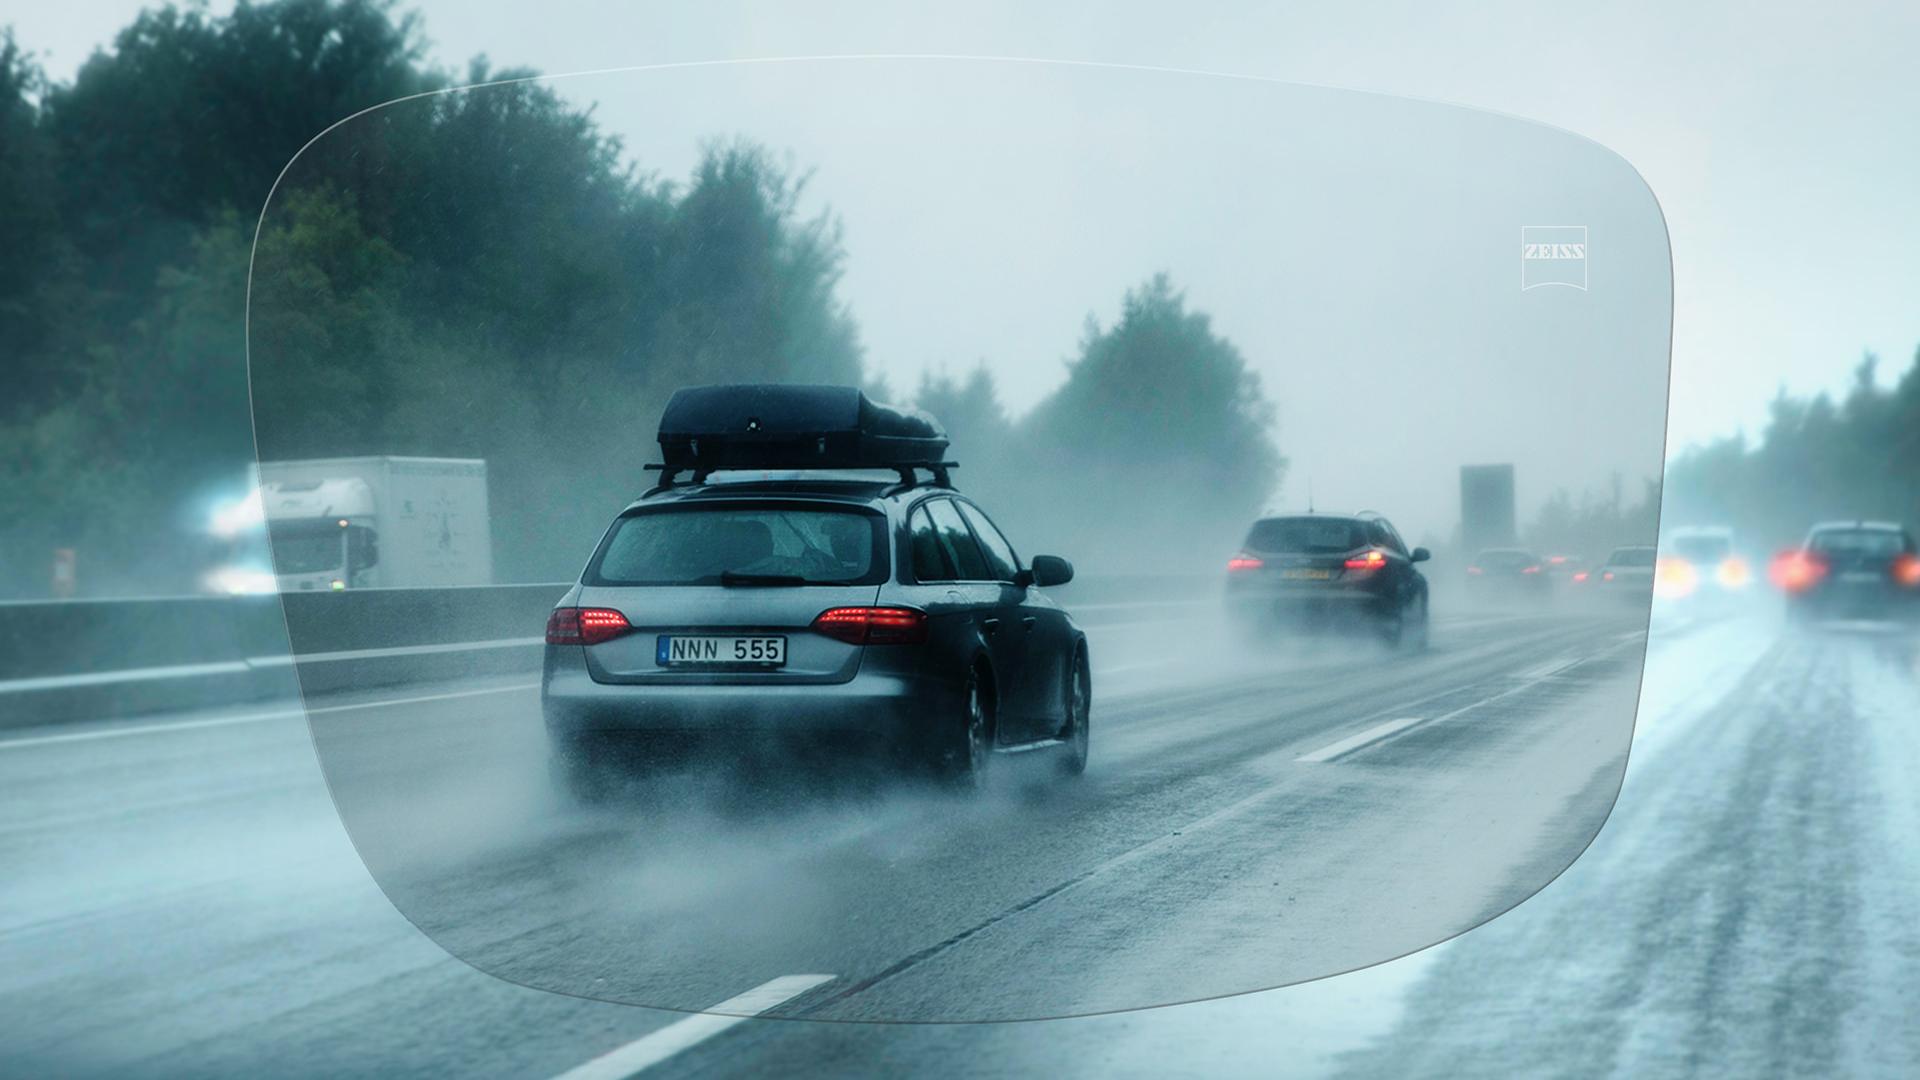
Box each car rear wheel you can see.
[1057,649,1091,777]
[941,666,994,789]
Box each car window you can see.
[908,505,952,582]
[956,501,1021,582]
[590,504,886,585]
[1246,517,1366,554]
[1380,520,1410,555]
[1478,549,1536,570]
[925,499,993,580]
[1810,529,1909,556]
[1608,547,1656,567]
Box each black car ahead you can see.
[1773,520,1920,621]
[1466,547,1552,601]
[1225,512,1431,647]
[542,385,1090,798]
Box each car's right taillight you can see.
[546,606,633,645]
[812,606,929,645]
[1892,553,1920,588]
[1227,554,1264,572]
[1344,550,1387,572]
[1768,549,1828,593]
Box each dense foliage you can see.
[1664,355,1920,549]
[1,1,1284,595]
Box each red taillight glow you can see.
[1572,570,1590,583]
[545,606,632,645]
[1768,549,1828,593]
[1227,555,1265,572]
[812,606,929,645]
[1654,557,1698,599]
[1893,553,1920,588]
[1602,570,1616,582]
[1716,557,1753,590]
[1344,550,1387,571]
[1521,565,1543,575]
[1466,566,1484,576]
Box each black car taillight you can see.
[812,606,929,645]
[546,606,633,645]
[1343,550,1387,572]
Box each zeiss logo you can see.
[1520,225,1587,291]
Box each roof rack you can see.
[643,459,958,496]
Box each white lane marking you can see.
[1515,655,1578,681]
[548,974,834,1080]
[1296,717,1424,763]
[1095,658,1183,677]
[0,682,542,752]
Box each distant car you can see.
[1772,521,1920,621]
[1465,547,1551,600]
[1225,511,1430,647]
[1593,545,1657,601]
[542,385,1090,798]
[1659,526,1754,599]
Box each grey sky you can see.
[10,1,1916,492]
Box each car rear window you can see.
[1670,535,1731,562]
[1477,549,1538,570]
[1246,517,1366,554]
[1608,547,1656,567]
[588,504,887,585]
[1810,529,1911,556]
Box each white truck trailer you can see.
[258,457,491,591]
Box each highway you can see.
[4,599,1915,1076]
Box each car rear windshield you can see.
[1608,547,1656,567]
[1670,535,1731,562]
[1476,549,1538,570]
[1245,517,1366,554]
[1810,529,1911,557]
[587,504,887,586]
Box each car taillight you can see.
[1572,570,1590,583]
[1654,557,1698,599]
[812,606,929,645]
[1521,565,1542,575]
[1768,550,1828,593]
[1602,570,1615,582]
[1344,550,1387,571]
[1893,553,1920,587]
[1227,554,1264,572]
[546,606,632,645]
[1716,557,1753,589]
[1466,565,1484,576]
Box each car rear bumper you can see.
[542,647,960,756]
[1225,586,1393,624]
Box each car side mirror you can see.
[1411,547,1431,563]
[1027,554,1074,588]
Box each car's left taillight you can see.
[812,606,929,645]
[546,606,633,645]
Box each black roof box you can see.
[657,384,949,472]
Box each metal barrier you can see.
[0,575,1211,732]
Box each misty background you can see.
[0,1,1905,597]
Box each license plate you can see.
[1839,571,1881,584]
[656,635,787,667]
[1281,568,1333,581]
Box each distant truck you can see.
[258,457,491,591]
[1460,464,1517,558]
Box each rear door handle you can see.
[981,618,1002,636]
[1021,616,1037,632]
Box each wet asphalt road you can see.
[9,602,1908,1076]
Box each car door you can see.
[956,499,1070,741]
[920,498,1026,743]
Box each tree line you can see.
[0,1,1283,595]
[1664,353,1920,550]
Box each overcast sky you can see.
[10,1,1918,512]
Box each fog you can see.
[255,60,1671,578]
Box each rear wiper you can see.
[718,571,807,587]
